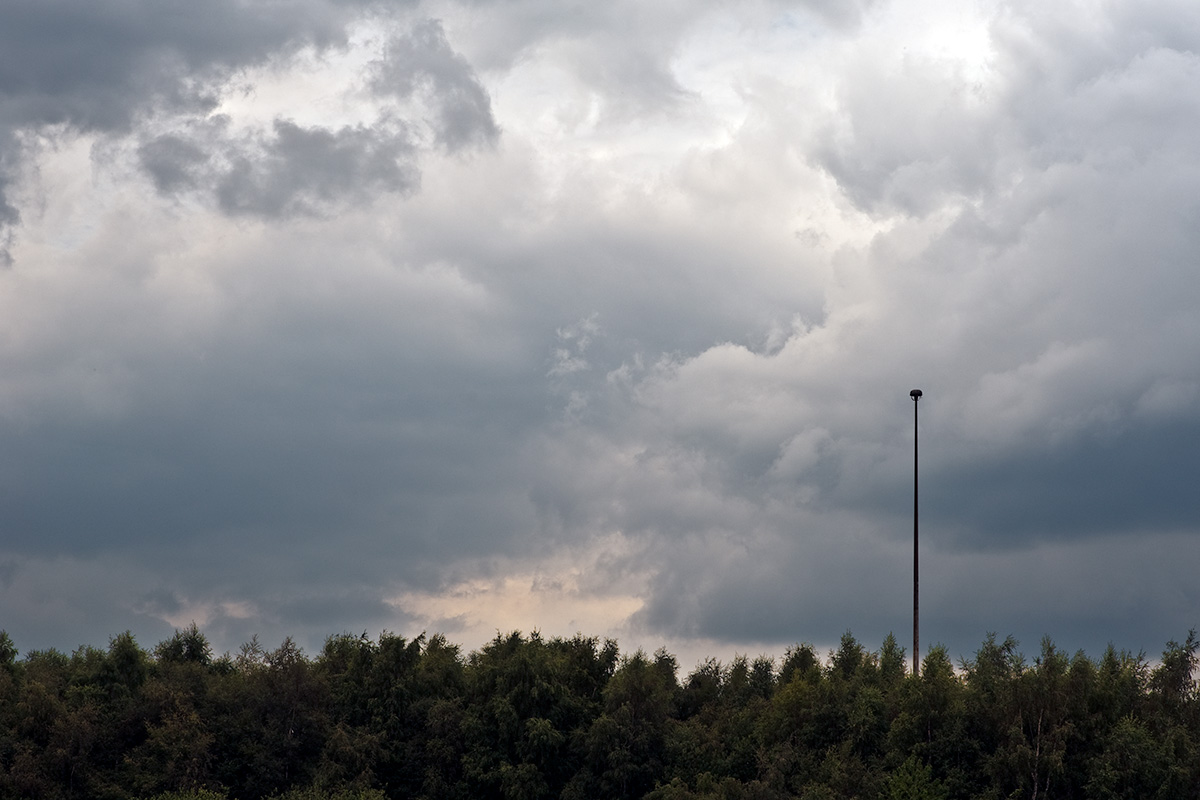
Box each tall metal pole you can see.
[910,389,922,677]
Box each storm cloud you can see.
[1,0,1198,668]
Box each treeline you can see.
[0,626,1197,800]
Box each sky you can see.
[1,0,1199,672]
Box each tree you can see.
[1149,630,1198,726]
[155,623,213,666]
[1085,715,1173,800]
[583,648,678,799]
[879,633,907,689]
[886,755,947,800]
[888,645,971,796]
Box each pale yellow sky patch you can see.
[386,532,650,650]
[156,600,259,632]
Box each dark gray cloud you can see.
[130,15,502,219]
[141,118,420,217]
[0,0,349,131]
[925,419,1200,547]
[371,19,499,150]
[138,131,211,194]
[132,16,504,218]
[0,2,495,255]
[0,0,367,256]
[0,254,544,567]
[0,219,548,651]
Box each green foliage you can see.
[156,623,214,666]
[149,790,229,800]
[879,633,906,687]
[1150,629,1198,720]
[581,648,678,799]
[1085,715,1173,799]
[778,643,820,687]
[270,787,387,800]
[106,630,149,695]
[885,755,947,800]
[0,629,17,670]
[0,627,1197,799]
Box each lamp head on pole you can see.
[910,389,923,401]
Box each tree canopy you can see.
[0,626,1196,799]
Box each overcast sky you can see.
[2,0,1199,670]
